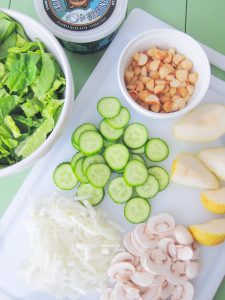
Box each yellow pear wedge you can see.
[171,153,219,189]
[189,218,225,246]
[201,188,225,214]
[198,148,225,181]
[174,104,225,142]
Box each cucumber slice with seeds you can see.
[124,197,151,224]
[71,123,96,150]
[82,154,105,175]
[148,166,169,191]
[106,107,130,129]
[108,177,133,204]
[104,139,117,148]
[53,163,78,190]
[130,154,145,164]
[71,152,85,171]
[136,175,159,198]
[86,163,111,188]
[124,160,148,187]
[74,158,88,183]
[104,144,130,171]
[97,97,121,118]
[123,123,148,149]
[100,120,124,141]
[145,138,169,162]
[131,146,145,154]
[77,183,104,206]
[79,130,103,156]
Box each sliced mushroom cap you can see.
[186,261,200,279]
[176,246,193,261]
[144,249,171,274]
[108,262,135,281]
[171,282,194,300]
[124,232,142,256]
[161,281,175,299]
[151,275,166,287]
[101,288,114,300]
[111,252,135,266]
[191,241,200,260]
[173,226,194,245]
[147,213,175,235]
[131,230,147,254]
[130,270,155,287]
[114,282,140,300]
[135,223,159,249]
[165,264,187,285]
[158,237,175,254]
[141,286,159,300]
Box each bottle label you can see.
[43,0,117,31]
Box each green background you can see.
[0,0,225,298]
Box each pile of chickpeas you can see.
[124,47,198,113]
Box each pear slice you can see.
[189,218,225,246]
[174,104,225,143]
[171,153,219,189]
[198,148,225,181]
[201,188,225,214]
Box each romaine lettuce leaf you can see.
[4,115,21,138]
[0,31,16,60]
[0,96,18,120]
[21,98,43,118]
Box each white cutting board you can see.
[0,8,225,300]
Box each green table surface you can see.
[0,0,224,299]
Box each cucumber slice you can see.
[104,144,130,171]
[97,97,121,118]
[82,154,105,175]
[74,158,88,183]
[86,163,111,188]
[71,152,85,171]
[136,175,159,198]
[124,197,151,224]
[108,177,133,204]
[71,123,96,150]
[124,160,148,187]
[123,123,148,149]
[103,139,117,148]
[116,168,125,174]
[131,146,145,154]
[130,154,145,164]
[106,107,130,129]
[53,163,78,190]
[79,130,103,156]
[148,166,169,191]
[145,138,169,162]
[77,183,104,206]
[100,120,124,141]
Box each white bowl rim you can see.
[117,28,211,120]
[0,9,74,177]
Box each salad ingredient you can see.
[125,47,198,113]
[171,153,219,189]
[174,104,225,142]
[148,166,170,191]
[22,193,122,299]
[189,218,225,246]
[145,138,169,162]
[102,213,200,300]
[201,188,225,214]
[124,197,151,223]
[198,147,225,181]
[53,162,77,190]
[54,97,170,223]
[0,12,66,166]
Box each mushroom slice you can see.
[158,238,176,255]
[191,241,200,260]
[144,249,171,274]
[101,288,114,300]
[130,270,155,287]
[131,230,146,254]
[134,256,140,266]
[186,261,200,279]
[176,246,193,261]
[114,282,140,300]
[173,226,194,245]
[171,282,194,300]
[111,252,135,265]
[161,281,175,299]
[135,223,159,249]
[108,262,135,281]
[165,264,187,285]
[124,232,142,256]
[151,274,166,287]
[147,213,175,235]
[141,286,159,300]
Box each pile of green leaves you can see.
[0,11,66,166]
